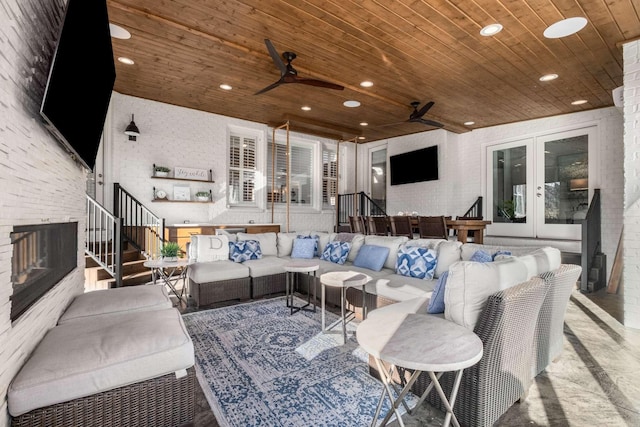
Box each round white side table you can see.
[283,261,319,315]
[319,270,371,343]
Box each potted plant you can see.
[154,166,170,177]
[160,241,181,261]
[195,191,210,202]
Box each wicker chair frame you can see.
[189,277,251,307]
[12,367,195,427]
[252,272,287,298]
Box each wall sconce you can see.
[124,114,140,141]
[569,178,588,191]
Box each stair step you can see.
[87,259,150,282]
[96,270,154,288]
[85,248,143,266]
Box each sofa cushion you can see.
[444,257,529,330]
[516,247,562,278]
[229,240,262,263]
[8,308,194,417]
[237,232,278,256]
[291,237,317,259]
[58,285,172,324]
[330,233,365,262]
[366,274,437,302]
[243,256,291,278]
[321,241,351,264]
[190,234,229,262]
[278,231,330,257]
[353,244,390,271]
[460,243,543,261]
[189,260,250,283]
[427,271,449,314]
[395,246,438,279]
[363,235,409,269]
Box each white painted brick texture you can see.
[624,40,640,329]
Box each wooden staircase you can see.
[84,241,152,290]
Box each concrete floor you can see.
[177,285,639,426]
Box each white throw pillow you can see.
[191,234,229,262]
[444,257,529,330]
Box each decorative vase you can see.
[163,256,178,262]
[196,196,209,202]
[155,171,169,177]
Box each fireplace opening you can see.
[10,222,78,321]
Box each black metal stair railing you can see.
[114,183,165,260]
[461,196,483,218]
[336,192,387,231]
[581,189,603,293]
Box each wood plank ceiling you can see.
[106,0,639,142]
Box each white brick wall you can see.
[623,40,640,329]
[0,0,86,424]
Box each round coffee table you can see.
[357,311,483,427]
[320,270,371,343]
[283,261,319,315]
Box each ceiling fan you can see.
[378,101,444,128]
[254,39,345,95]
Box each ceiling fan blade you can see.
[295,77,344,91]
[412,118,444,128]
[264,39,287,76]
[415,101,434,118]
[254,80,283,95]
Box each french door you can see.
[368,145,387,212]
[486,126,596,240]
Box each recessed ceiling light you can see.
[109,23,131,40]
[360,81,374,87]
[343,100,361,108]
[360,122,368,126]
[480,23,503,36]
[117,57,134,65]
[539,73,558,82]
[571,99,588,105]
[301,106,311,111]
[358,136,366,140]
[464,121,475,126]
[544,17,587,39]
[219,84,232,90]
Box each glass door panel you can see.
[369,146,387,213]
[486,140,534,237]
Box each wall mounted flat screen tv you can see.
[390,145,438,185]
[40,0,115,171]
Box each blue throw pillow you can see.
[229,240,262,263]
[492,250,512,260]
[291,237,316,259]
[320,241,351,265]
[470,250,493,263]
[353,244,390,272]
[296,234,319,254]
[427,271,449,314]
[395,246,438,279]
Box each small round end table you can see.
[283,261,319,315]
[320,270,371,343]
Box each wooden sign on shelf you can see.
[174,166,209,181]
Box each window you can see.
[228,131,257,206]
[267,137,314,206]
[322,145,338,209]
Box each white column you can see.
[623,39,640,329]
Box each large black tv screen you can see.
[40,0,115,170]
[390,145,438,185]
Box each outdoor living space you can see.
[3,1,640,427]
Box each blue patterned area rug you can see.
[182,296,418,427]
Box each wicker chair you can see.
[348,215,366,234]
[389,216,413,238]
[370,276,550,427]
[533,264,582,376]
[367,215,389,236]
[417,215,448,239]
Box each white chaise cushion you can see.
[237,232,278,256]
[444,257,529,330]
[189,260,250,283]
[365,274,437,302]
[242,256,291,277]
[8,308,194,417]
[58,285,172,324]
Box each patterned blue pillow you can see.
[229,240,262,263]
[353,244,390,271]
[291,237,316,259]
[427,271,449,314]
[492,250,512,260]
[395,246,438,279]
[470,250,493,263]
[320,241,351,265]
